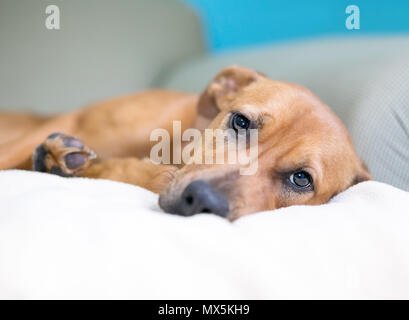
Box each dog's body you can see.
[0,66,370,220]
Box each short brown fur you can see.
[0,66,370,220]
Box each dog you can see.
[0,66,371,220]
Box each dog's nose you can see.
[175,180,229,217]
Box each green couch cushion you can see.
[349,57,409,191]
[0,0,204,113]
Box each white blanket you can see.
[0,170,408,299]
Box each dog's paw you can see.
[33,132,97,177]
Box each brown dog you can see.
[0,66,370,220]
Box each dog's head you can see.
[159,66,370,220]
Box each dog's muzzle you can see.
[159,180,229,218]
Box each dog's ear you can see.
[351,159,372,186]
[330,159,371,201]
[197,65,267,119]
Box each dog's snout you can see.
[164,180,229,217]
[180,180,229,217]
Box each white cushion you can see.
[1,170,408,299]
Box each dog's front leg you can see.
[83,158,177,193]
[32,133,177,193]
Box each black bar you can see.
[0,300,407,319]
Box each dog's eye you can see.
[231,113,250,131]
[289,171,313,189]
